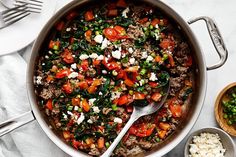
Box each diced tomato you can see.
[158,130,167,139]
[92,79,102,86]
[103,28,118,41]
[113,98,119,105]
[81,99,90,112]
[76,81,88,90]
[116,0,127,8]
[124,79,134,87]
[129,123,156,137]
[168,54,175,67]
[107,9,118,17]
[49,40,60,49]
[63,131,71,139]
[124,66,139,72]
[151,18,160,27]
[169,103,182,118]
[87,85,97,94]
[45,99,53,110]
[133,92,145,100]
[62,81,73,94]
[92,59,101,66]
[151,92,162,102]
[116,70,126,79]
[139,17,149,24]
[61,49,74,64]
[168,97,182,118]
[55,69,70,79]
[81,60,89,71]
[118,95,129,105]
[84,30,92,42]
[97,137,105,149]
[149,82,159,88]
[66,11,78,20]
[56,21,64,31]
[159,38,175,50]
[103,60,121,71]
[72,98,80,106]
[84,11,94,21]
[185,55,193,67]
[159,122,171,131]
[114,25,126,35]
[155,55,162,62]
[72,140,82,149]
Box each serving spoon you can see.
[101,81,170,157]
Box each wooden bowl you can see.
[215,82,236,136]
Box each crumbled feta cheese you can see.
[89,53,99,59]
[36,76,42,85]
[154,33,160,40]
[114,117,122,123]
[101,38,111,49]
[155,24,159,29]
[71,63,77,69]
[79,54,89,60]
[112,50,121,59]
[141,51,148,59]
[149,72,158,81]
[121,53,126,58]
[146,56,154,62]
[74,106,79,111]
[111,91,121,100]
[87,119,93,124]
[67,111,73,116]
[189,133,226,157]
[129,58,135,64]
[68,72,78,78]
[102,70,107,74]
[99,92,103,95]
[89,98,96,105]
[45,55,49,59]
[42,63,45,66]
[128,47,133,53]
[63,113,68,119]
[92,106,100,113]
[94,35,103,43]
[97,55,104,60]
[66,27,71,31]
[77,113,85,125]
[122,7,130,18]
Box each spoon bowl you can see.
[101,81,170,157]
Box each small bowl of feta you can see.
[184,127,235,157]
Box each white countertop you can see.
[1,0,236,157]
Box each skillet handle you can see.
[0,111,35,137]
[188,16,228,70]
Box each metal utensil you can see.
[101,82,170,157]
[0,4,30,29]
[0,0,43,13]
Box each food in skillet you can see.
[34,0,195,156]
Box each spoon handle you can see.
[101,111,139,157]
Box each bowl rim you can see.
[184,127,236,156]
[215,82,236,136]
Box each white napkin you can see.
[0,52,69,157]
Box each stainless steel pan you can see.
[0,0,228,156]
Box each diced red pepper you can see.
[45,99,53,110]
[151,92,162,102]
[61,49,74,64]
[151,18,160,27]
[118,95,129,105]
[185,55,193,67]
[62,81,73,94]
[168,97,182,118]
[49,40,60,49]
[72,140,82,149]
[124,79,134,87]
[149,82,159,88]
[81,60,89,71]
[87,85,97,94]
[133,92,145,100]
[168,53,175,67]
[72,98,80,106]
[155,55,162,62]
[107,9,118,17]
[76,81,88,90]
[116,0,127,8]
[84,30,92,42]
[129,123,156,137]
[81,99,90,112]
[159,38,175,50]
[56,21,64,31]
[84,11,94,21]
[159,122,171,131]
[139,17,148,24]
[92,59,101,66]
[63,131,71,139]
[55,69,71,79]
[103,28,118,41]
[66,11,78,20]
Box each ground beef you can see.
[124,135,138,147]
[114,147,127,157]
[127,25,144,39]
[126,146,143,156]
[139,141,152,150]
[39,85,62,99]
[89,147,101,156]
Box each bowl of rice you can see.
[184,127,235,157]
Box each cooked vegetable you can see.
[34,0,195,156]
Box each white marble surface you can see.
[1,0,236,157]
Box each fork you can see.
[0,0,43,13]
[0,4,30,29]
